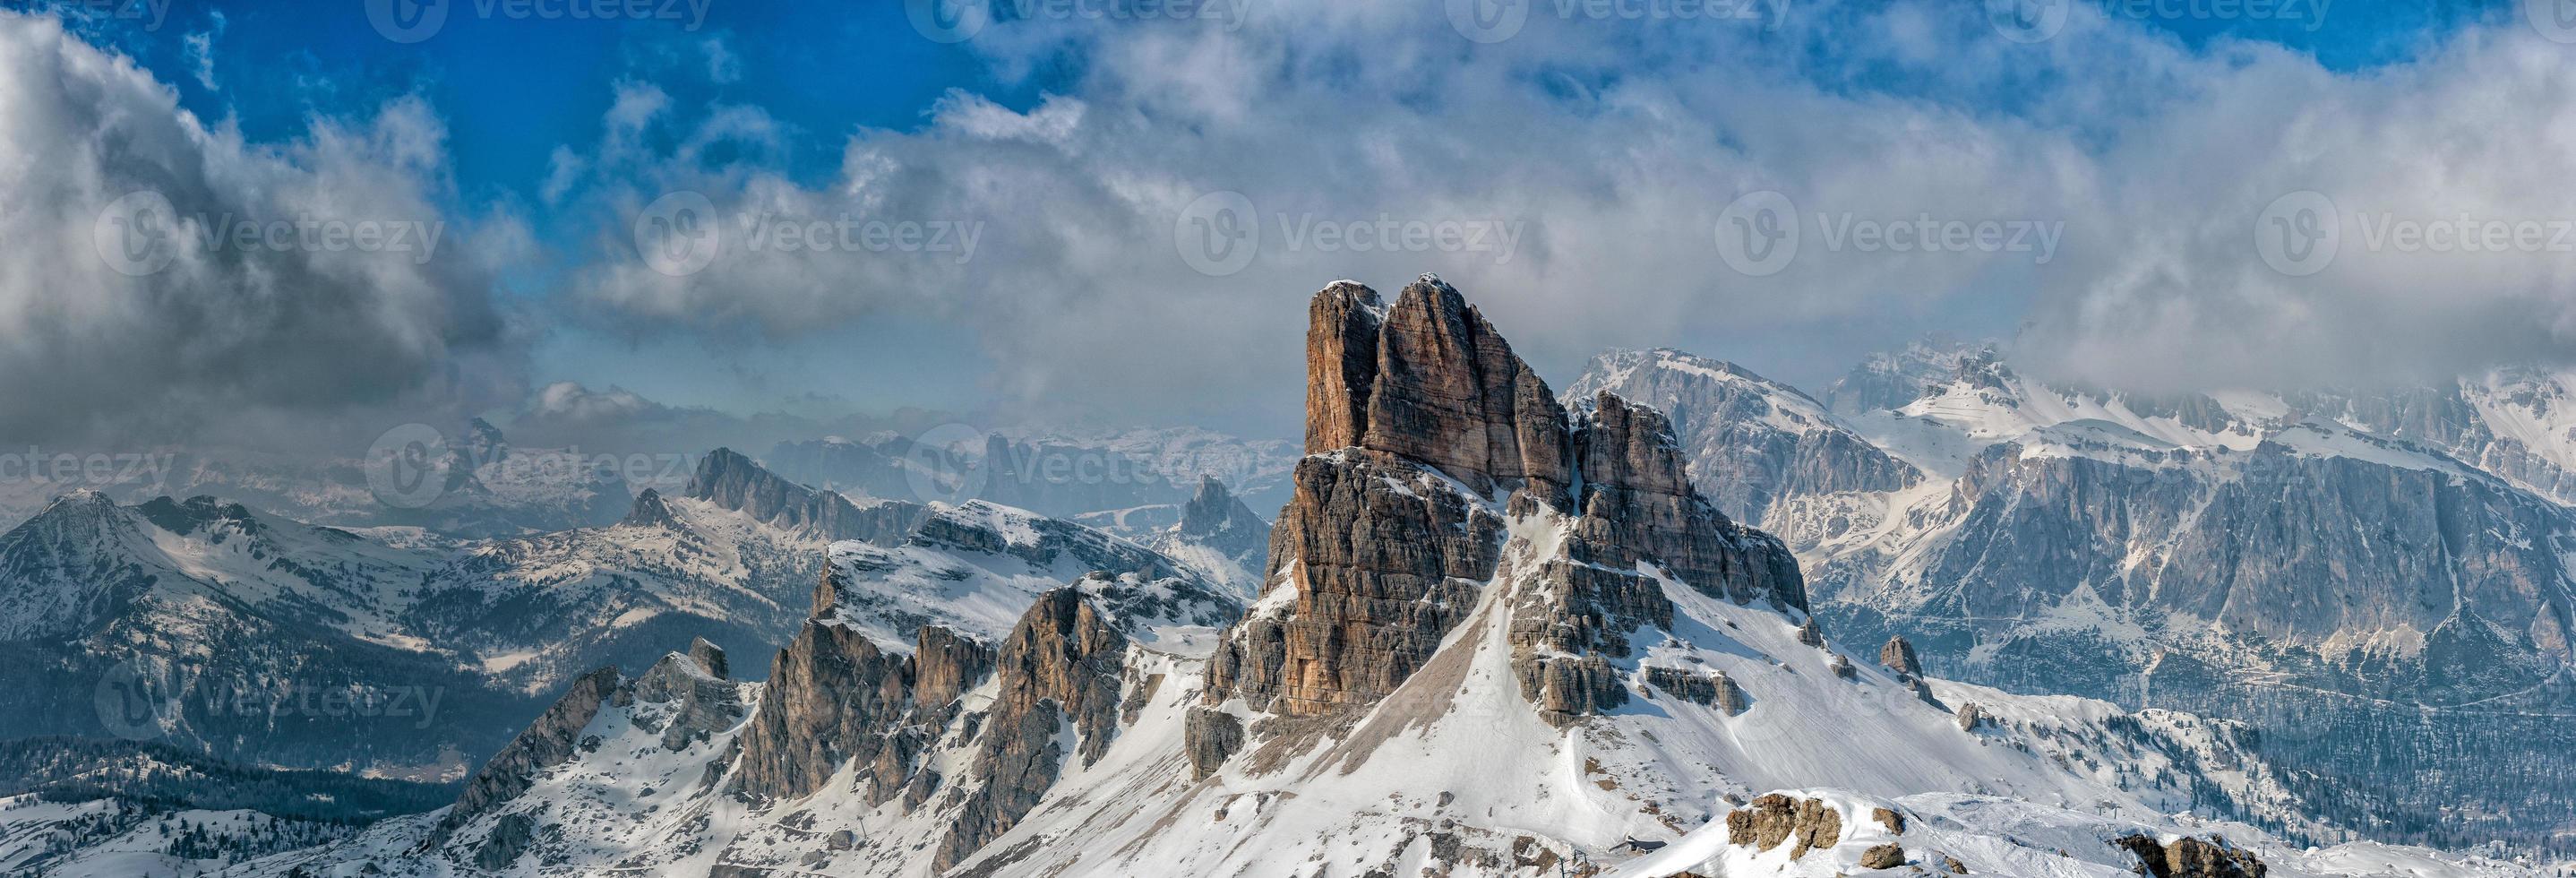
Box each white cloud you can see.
[0,11,519,444]
[559,1,2576,415]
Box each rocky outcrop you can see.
[1212,278,1808,724]
[1713,671,1747,715]
[688,636,729,680]
[728,609,994,804]
[618,488,684,529]
[935,589,1131,871]
[1880,635,1921,677]
[1567,348,1919,526]
[1795,617,1825,647]
[1176,475,1270,564]
[1643,666,1718,704]
[1860,843,1905,869]
[1567,392,1807,613]
[473,813,537,870]
[1725,794,1842,861]
[629,643,744,752]
[2112,834,2267,878]
[436,666,622,840]
[1206,453,1507,716]
[687,448,930,545]
[1183,708,1245,780]
[1303,277,1571,500]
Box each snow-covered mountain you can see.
[1579,339,2576,850]
[766,426,1301,523]
[211,277,2529,878]
[0,490,535,776]
[0,443,1231,789]
[0,418,643,542]
[1567,348,1921,524]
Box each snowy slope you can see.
[219,474,2526,878]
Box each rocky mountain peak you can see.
[462,417,510,463]
[132,495,262,536]
[686,636,729,680]
[1303,275,1572,501]
[1175,474,1267,558]
[685,448,929,545]
[617,487,682,529]
[1210,279,1807,721]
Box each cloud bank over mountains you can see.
[9,2,2576,447]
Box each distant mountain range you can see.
[1576,343,2576,849]
[168,277,2537,878]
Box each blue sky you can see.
[14,0,2573,448]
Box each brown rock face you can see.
[1305,276,1573,501]
[1305,280,1384,456]
[1880,634,1922,677]
[1207,277,1809,727]
[1643,666,1719,704]
[1860,843,1906,869]
[1183,708,1246,780]
[1568,392,1806,613]
[728,610,995,805]
[2112,834,2268,878]
[935,589,1130,872]
[1726,793,1844,861]
[1206,453,1507,715]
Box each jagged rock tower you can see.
[1205,275,1806,727]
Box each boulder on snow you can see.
[2112,834,2267,878]
[1860,842,1905,869]
[1725,794,1842,861]
[1879,634,1922,677]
